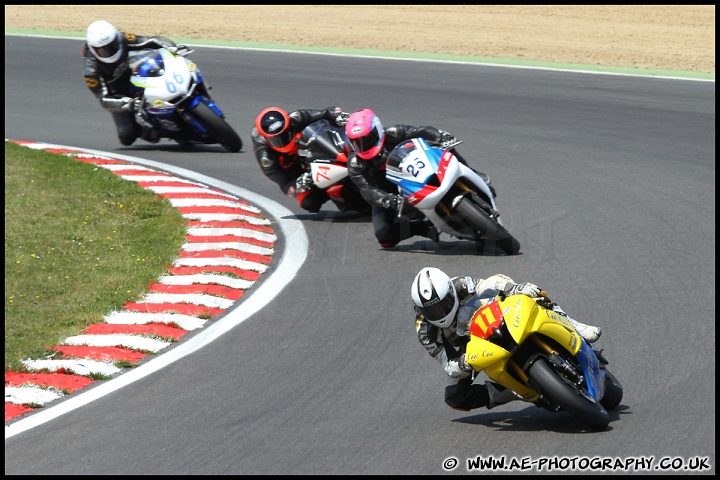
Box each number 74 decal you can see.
[314,164,331,182]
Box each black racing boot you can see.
[119,136,136,146]
[418,220,439,243]
[140,127,160,144]
[486,382,523,409]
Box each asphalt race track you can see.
[4,35,715,475]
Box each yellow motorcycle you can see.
[462,292,623,431]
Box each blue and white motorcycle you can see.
[385,137,520,255]
[128,47,242,152]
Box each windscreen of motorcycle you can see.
[299,120,349,162]
[129,50,165,78]
[386,138,445,197]
[456,294,503,338]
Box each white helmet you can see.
[86,20,123,63]
[411,267,459,328]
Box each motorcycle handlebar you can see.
[441,139,463,149]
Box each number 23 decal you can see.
[402,158,426,178]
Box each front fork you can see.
[440,178,498,219]
[531,335,584,385]
[508,335,559,385]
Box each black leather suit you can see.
[347,124,449,247]
[252,108,358,213]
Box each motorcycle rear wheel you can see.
[453,196,520,255]
[528,358,610,431]
[189,102,243,152]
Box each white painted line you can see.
[136,293,235,309]
[63,334,171,353]
[173,257,269,272]
[168,198,260,209]
[119,175,195,183]
[181,241,274,255]
[104,311,208,330]
[147,186,244,198]
[95,164,158,172]
[5,386,62,405]
[158,274,254,289]
[21,359,121,377]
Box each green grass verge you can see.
[4,141,188,371]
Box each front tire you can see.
[600,368,623,410]
[453,196,521,255]
[189,102,243,152]
[528,358,610,431]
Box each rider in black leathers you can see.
[82,20,183,146]
[345,108,487,248]
[252,106,367,214]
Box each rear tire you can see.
[528,358,610,431]
[189,102,243,152]
[453,196,520,255]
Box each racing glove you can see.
[458,354,472,372]
[168,45,192,56]
[334,111,350,127]
[504,282,541,298]
[437,129,459,147]
[325,106,347,126]
[295,172,314,192]
[380,194,404,211]
[440,351,473,378]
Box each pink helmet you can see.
[345,109,385,160]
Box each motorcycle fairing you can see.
[129,48,196,105]
[574,340,605,400]
[310,162,349,189]
[464,294,600,402]
[385,138,454,205]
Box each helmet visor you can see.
[266,129,294,150]
[421,293,456,323]
[349,125,381,154]
[91,36,121,60]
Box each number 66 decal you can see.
[165,70,184,93]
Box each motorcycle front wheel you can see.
[600,368,623,410]
[453,196,521,255]
[528,358,610,431]
[189,102,243,152]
